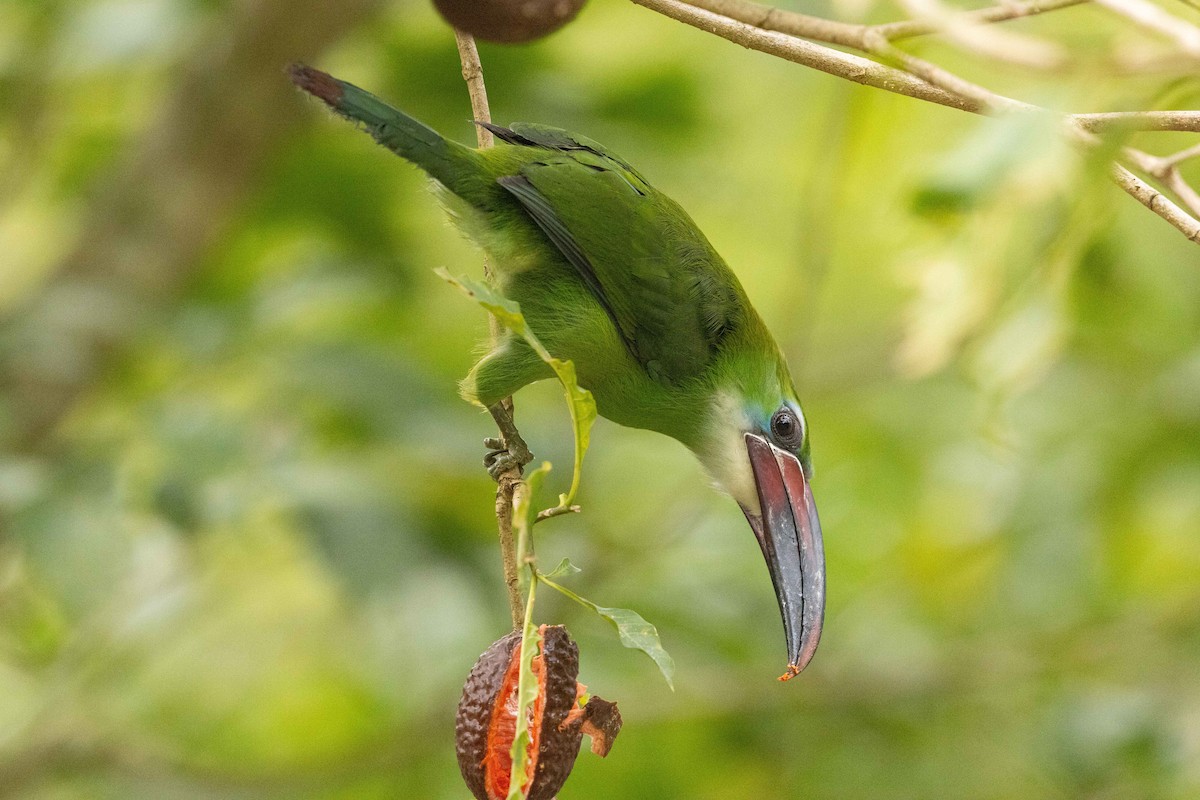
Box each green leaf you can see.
[513,463,552,575]
[538,574,675,691]
[436,268,529,337]
[543,557,582,579]
[548,356,596,509]
[507,578,540,800]
[437,270,596,508]
[594,605,675,691]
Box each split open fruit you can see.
[455,625,622,800]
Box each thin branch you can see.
[535,504,581,524]
[632,0,982,112]
[454,30,497,324]
[1155,168,1200,219]
[681,0,865,48]
[454,30,524,630]
[891,0,1069,69]
[1124,147,1200,218]
[1073,111,1200,133]
[635,0,1200,245]
[659,0,1200,126]
[688,1,1200,133]
[487,405,526,627]
[862,32,1032,112]
[1162,142,1200,168]
[683,0,1089,48]
[1111,164,1200,242]
[679,0,1200,133]
[878,0,1090,41]
[1107,48,1200,76]
[454,30,495,147]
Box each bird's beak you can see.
[741,432,826,680]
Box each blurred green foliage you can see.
[2,0,1199,798]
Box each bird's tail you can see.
[289,63,485,200]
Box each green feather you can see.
[292,65,804,463]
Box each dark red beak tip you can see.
[744,432,826,680]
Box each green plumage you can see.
[291,64,826,679]
[290,64,801,462]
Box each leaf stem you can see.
[538,573,676,689]
[506,573,539,800]
[536,572,592,609]
[535,504,582,524]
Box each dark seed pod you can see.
[432,0,588,44]
[455,625,622,800]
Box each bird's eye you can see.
[771,408,803,448]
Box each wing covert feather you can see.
[499,153,740,385]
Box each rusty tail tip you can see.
[287,62,344,107]
[777,663,803,682]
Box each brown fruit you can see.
[432,0,588,44]
[455,625,621,800]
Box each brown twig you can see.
[1162,142,1200,168]
[891,0,1069,69]
[631,0,1200,245]
[453,30,524,630]
[455,30,495,148]
[632,0,981,111]
[1073,111,1200,133]
[1111,164,1200,242]
[683,0,1090,50]
[878,0,1091,41]
[535,504,582,524]
[454,30,497,319]
[1124,147,1200,219]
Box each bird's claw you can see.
[484,436,533,482]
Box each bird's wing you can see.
[481,121,642,174]
[494,140,741,385]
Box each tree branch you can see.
[1073,110,1200,134]
[1162,142,1200,168]
[453,31,524,630]
[683,0,1090,49]
[631,0,982,112]
[878,0,1091,41]
[891,0,1069,69]
[1124,147,1200,219]
[1111,164,1200,242]
[535,504,581,524]
[631,0,1200,246]
[455,30,495,148]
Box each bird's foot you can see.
[485,402,533,482]
[483,435,533,482]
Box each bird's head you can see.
[691,353,824,680]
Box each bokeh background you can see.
[2,0,1199,797]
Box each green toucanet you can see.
[290,64,825,678]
